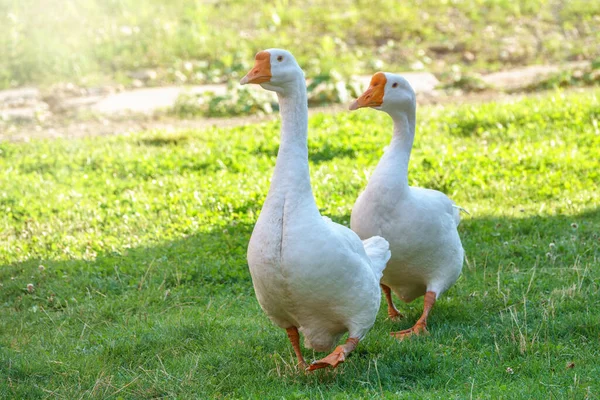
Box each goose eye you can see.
[277,55,284,62]
[392,82,399,88]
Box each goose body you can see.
[352,184,463,302]
[242,50,390,369]
[349,72,464,338]
[248,205,387,351]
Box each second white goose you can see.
[349,72,464,340]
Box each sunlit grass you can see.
[1,90,599,398]
[1,0,599,88]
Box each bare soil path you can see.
[0,62,594,142]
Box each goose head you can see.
[240,49,304,94]
[349,72,416,114]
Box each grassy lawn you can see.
[1,90,599,398]
[2,0,599,88]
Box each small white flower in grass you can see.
[571,223,578,229]
[503,241,509,246]
[38,265,45,272]
[119,26,133,36]
[549,243,555,249]
[27,283,34,293]
[506,367,514,374]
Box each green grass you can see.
[2,0,600,89]
[1,90,600,398]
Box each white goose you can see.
[241,50,391,370]
[349,72,464,339]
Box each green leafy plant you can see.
[169,73,360,118]
[171,86,276,118]
[2,1,600,89]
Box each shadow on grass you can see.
[1,207,599,397]
[252,141,358,165]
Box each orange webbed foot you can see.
[390,323,429,340]
[381,284,404,321]
[307,338,359,371]
[391,291,436,340]
[307,346,346,371]
[387,307,404,321]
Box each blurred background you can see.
[1,0,599,127]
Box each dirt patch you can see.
[0,61,596,143]
[0,91,526,142]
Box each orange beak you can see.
[240,51,272,85]
[349,72,387,110]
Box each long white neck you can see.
[367,108,416,196]
[268,77,316,207]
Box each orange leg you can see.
[391,291,436,340]
[381,284,404,320]
[286,327,307,369]
[307,337,359,371]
